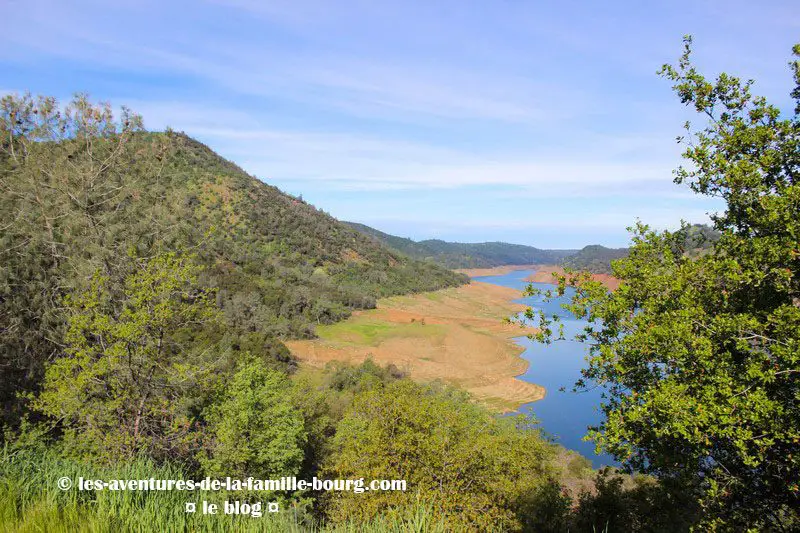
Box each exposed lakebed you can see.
[473,268,619,468]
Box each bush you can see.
[322,379,560,531]
[200,357,306,486]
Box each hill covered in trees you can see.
[562,245,630,274]
[347,221,717,276]
[0,95,465,425]
[562,224,719,274]
[346,221,575,268]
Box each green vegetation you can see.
[316,320,444,347]
[1,92,669,531]
[0,445,454,532]
[526,38,800,530]
[322,380,559,531]
[563,225,719,275]
[33,253,220,462]
[2,360,684,532]
[346,221,574,268]
[347,220,717,276]
[200,357,307,485]
[562,245,630,275]
[0,93,466,430]
[4,37,791,529]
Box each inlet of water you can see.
[473,268,618,468]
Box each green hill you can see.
[563,244,630,274]
[1,115,466,417]
[346,221,575,268]
[563,224,719,274]
[345,221,719,275]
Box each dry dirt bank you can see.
[286,281,544,411]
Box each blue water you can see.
[473,268,618,468]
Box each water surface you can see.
[473,269,618,467]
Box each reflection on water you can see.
[473,269,618,467]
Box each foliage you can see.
[0,90,719,531]
[563,244,630,275]
[200,357,306,484]
[33,253,220,461]
[562,225,718,275]
[571,469,699,533]
[322,379,557,531]
[0,93,155,426]
[0,92,466,430]
[526,38,800,530]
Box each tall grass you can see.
[0,448,446,532]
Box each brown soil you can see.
[455,264,541,278]
[526,265,622,291]
[286,282,545,411]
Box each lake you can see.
[473,268,618,468]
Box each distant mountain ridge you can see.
[345,222,576,269]
[562,245,630,275]
[347,222,719,274]
[563,224,720,274]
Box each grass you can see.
[0,447,448,532]
[422,292,443,302]
[316,320,444,347]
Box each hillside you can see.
[562,224,719,274]
[1,124,466,419]
[162,134,468,324]
[563,244,630,274]
[346,221,575,268]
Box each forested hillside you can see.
[0,95,465,425]
[346,221,718,276]
[346,221,575,268]
[562,245,630,274]
[562,224,719,274]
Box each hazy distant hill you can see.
[346,222,576,268]
[347,221,720,275]
[563,245,630,274]
[563,224,720,274]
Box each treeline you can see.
[346,222,574,268]
[563,224,719,274]
[562,244,630,275]
[347,222,719,276]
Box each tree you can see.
[322,379,557,531]
[527,38,799,530]
[0,93,171,427]
[34,253,220,461]
[200,357,306,482]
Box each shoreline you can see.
[525,264,622,291]
[455,264,541,278]
[287,281,545,412]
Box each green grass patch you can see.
[316,320,445,347]
[423,291,444,302]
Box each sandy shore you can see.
[526,265,621,291]
[286,281,545,412]
[455,264,540,278]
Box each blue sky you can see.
[2,0,798,248]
